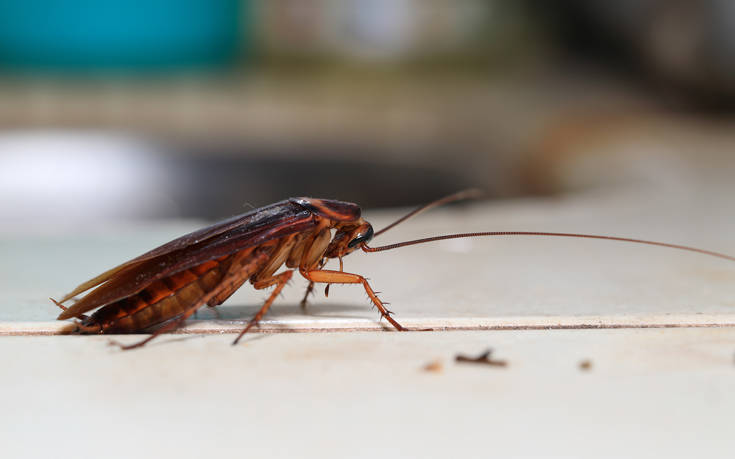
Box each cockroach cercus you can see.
[52,190,735,350]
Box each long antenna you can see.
[374,189,483,237]
[362,231,735,262]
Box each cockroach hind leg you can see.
[107,337,152,351]
[109,306,200,350]
[232,317,262,346]
[107,334,159,351]
[107,338,126,349]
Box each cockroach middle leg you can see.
[301,269,407,331]
[204,255,263,319]
[299,281,315,309]
[232,270,294,345]
[207,277,249,309]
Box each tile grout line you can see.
[3,314,735,335]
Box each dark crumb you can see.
[422,360,443,373]
[579,360,593,371]
[455,349,508,367]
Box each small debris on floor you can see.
[455,349,507,367]
[579,359,593,371]
[422,359,444,373]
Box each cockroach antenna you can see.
[364,225,735,262]
[365,189,734,263]
[373,188,483,237]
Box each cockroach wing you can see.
[57,200,317,319]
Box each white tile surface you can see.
[2,329,735,459]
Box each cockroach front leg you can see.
[301,269,407,331]
[232,270,294,345]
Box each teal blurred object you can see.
[0,0,245,72]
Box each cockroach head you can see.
[291,196,374,258]
[325,219,374,258]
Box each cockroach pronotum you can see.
[52,190,735,350]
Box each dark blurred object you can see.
[0,0,245,72]
[171,145,469,219]
[0,131,470,222]
[547,0,735,107]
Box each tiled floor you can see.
[1,188,734,458]
[3,329,735,458]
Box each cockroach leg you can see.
[232,270,294,345]
[299,281,315,310]
[109,306,200,350]
[206,274,250,309]
[301,269,407,331]
[301,258,327,309]
[109,266,251,349]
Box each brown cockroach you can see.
[53,190,735,350]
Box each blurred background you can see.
[0,0,734,223]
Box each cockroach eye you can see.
[348,225,374,248]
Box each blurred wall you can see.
[0,0,733,223]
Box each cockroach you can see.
[52,190,735,350]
